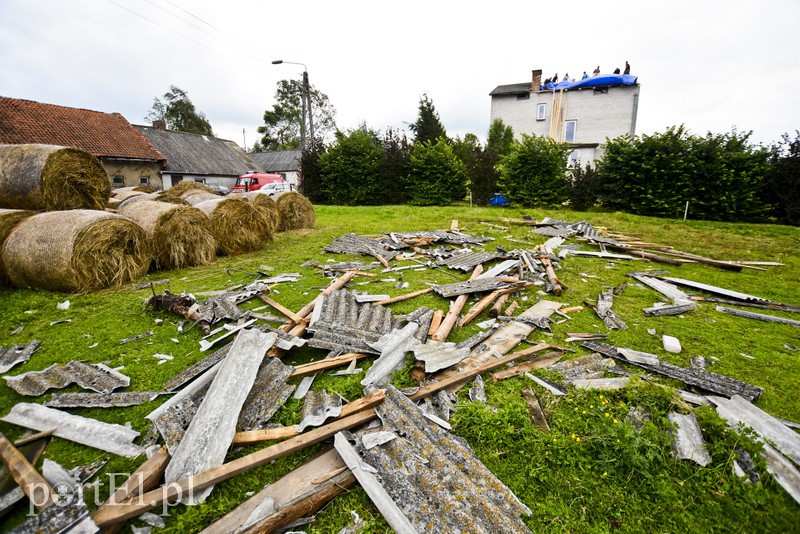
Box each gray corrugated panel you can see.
[45,391,164,408]
[547,354,617,382]
[476,259,520,279]
[1,403,143,457]
[5,361,130,396]
[667,412,711,466]
[307,290,398,355]
[385,230,493,246]
[9,486,97,534]
[532,225,574,238]
[324,233,398,261]
[440,251,503,272]
[0,340,39,374]
[632,275,690,302]
[662,276,769,302]
[393,307,434,345]
[361,323,421,387]
[413,342,470,373]
[237,357,295,432]
[297,390,343,432]
[432,276,517,298]
[162,343,230,392]
[596,290,627,330]
[335,386,531,533]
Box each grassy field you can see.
[1,204,799,533]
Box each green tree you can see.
[299,138,328,203]
[146,85,213,135]
[409,93,447,145]
[318,129,384,205]
[569,163,603,210]
[405,139,467,205]
[257,79,336,151]
[452,134,499,206]
[499,134,570,207]
[487,119,514,157]
[763,131,800,225]
[380,128,411,203]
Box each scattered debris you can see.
[468,375,487,403]
[0,340,39,374]
[572,377,630,390]
[45,391,163,409]
[5,361,130,396]
[662,335,682,354]
[120,330,154,344]
[298,390,343,432]
[524,373,567,396]
[667,412,711,467]
[593,289,627,330]
[716,306,800,328]
[521,388,550,431]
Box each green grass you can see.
[1,204,799,532]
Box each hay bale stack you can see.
[276,191,316,231]
[108,189,149,209]
[118,200,216,270]
[1,209,151,292]
[0,208,35,287]
[157,181,217,204]
[0,144,111,211]
[113,185,156,194]
[242,191,280,236]
[193,197,271,256]
[182,191,222,206]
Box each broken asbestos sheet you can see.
[667,412,711,467]
[334,386,532,533]
[4,361,130,396]
[0,340,39,374]
[45,391,164,409]
[164,329,278,504]
[1,403,144,457]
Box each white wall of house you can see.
[490,84,640,165]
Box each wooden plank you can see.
[365,245,391,269]
[257,294,305,324]
[491,351,564,382]
[91,409,377,527]
[0,432,57,511]
[459,286,518,327]
[432,265,483,342]
[427,309,444,336]
[290,352,368,378]
[489,293,510,318]
[373,287,433,306]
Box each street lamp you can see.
[272,59,314,152]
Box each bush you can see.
[569,163,603,211]
[405,139,467,205]
[763,131,800,225]
[299,138,327,203]
[318,129,384,205]
[499,134,570,207]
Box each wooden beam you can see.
[372,287,433,306]
[0,432,57,511]
[459,286,518,327]
[432,265,483,342]
[491,351,564,382]
[290,352,368,378]
[257,294,305,324]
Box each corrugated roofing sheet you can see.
[0,339,39,374]
[4,361,130,396]
[439,251,504,272]
[324,234,399,261]
[432,276,517,298]
[334,386,532,533]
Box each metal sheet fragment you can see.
[334,386,532,533]
[5,361,130,396]
[667,412,711,466]
[1,403,143,457]
[297,390,343,432]
[45,391,164,409]
[0,340,39,374]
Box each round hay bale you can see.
[156,181,217,203]
[182,191,222,206]
[1,209,151,292]
[276,191,316,231]
[119,200,216,270]
[112,190,149,203]
[193,197,271,256]
[116,192,163,211]
[0,144,111,211]
[242,191,279,236]
[0,208,35,287]
[113,185,156,195]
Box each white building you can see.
[489,69,640,167]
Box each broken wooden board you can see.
[491,351,564,382]
[199,449,355,534]
[164,329,277,504]
[0,432,50,519]
[583,341,763,402]
[1,403,144,458]
[432,276,521,298]
[642,302,696,317]
[0,432,57,511]
[667,412,710,467]
[762,444,800,506]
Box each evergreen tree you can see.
[257,79,336,150]
[487,119,514,157]
[409,93,447,145]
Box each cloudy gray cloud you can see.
[2,0,798,148]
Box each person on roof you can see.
[623,61,631,75]
[563,73,570,82]
[592,66,600,76]
[581,71,589,80]
[613,67,621,74]
[552,73,559,83]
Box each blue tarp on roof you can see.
[542,74,638,92]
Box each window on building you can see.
[564,120,577,142]
[517,92,530,100]
[537,103,546,121]
[112,175,124,185]
[139,176,150,185]
[194,178,206,184]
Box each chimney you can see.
[152,119,166,130]
[531,69,542,93]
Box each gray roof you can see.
[489,82,531,96]
[134,125,262,176]
[249,150,301,172]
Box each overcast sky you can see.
[2,0,798,149]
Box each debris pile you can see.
[1,215,799,532]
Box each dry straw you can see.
[276,191,316,231]
[182,191,222,206]
[156,180,218,204]
[119,199,216,270]
[0,208,34,287]
[193,197,271,256]
[242,191,280,236]
[0,144,110,211]
[1,209,151,292]
[113,185,156,194]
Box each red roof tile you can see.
[0,96,164,162]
